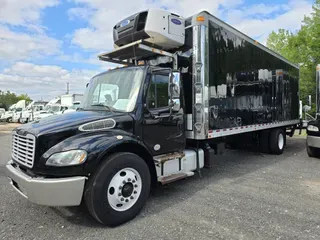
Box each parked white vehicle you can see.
[12,108,23,123]
[0,108,5,120]
[0,104,15,122]
[11,100,27,123]
[20,103,46,123]
[1,100,26,122]
[34,104,69,121]
[63,101,81,114]
[60,94,83,107]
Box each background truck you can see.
[1,100,26,123]
[60,94,83,107]
[6,9,300,226]
[20,101,48,123]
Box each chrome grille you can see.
[12,131,36,168]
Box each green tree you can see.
[17,93,32,102]
[266,0,320,114]
[0,90,32,110]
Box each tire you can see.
[269,128,286,155]
[84,152,151,226]
[307,144,319,158]
[259,130,270,153]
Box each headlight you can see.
[307,125,319,132]
[46,150,87,167]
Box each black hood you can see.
[16,110,132,137]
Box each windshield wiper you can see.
[91,104,116,113]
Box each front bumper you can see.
[307,135,320,148]
[6,160,86,206]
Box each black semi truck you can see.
[6,9,300,226]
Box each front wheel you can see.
[84,152,151,226]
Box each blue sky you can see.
[0,0,314,100]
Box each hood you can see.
[16,110,132,137]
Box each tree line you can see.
[266,0,320,115]
[0,90,32,110]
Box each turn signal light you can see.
[196,16,205,22]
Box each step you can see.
[158,171,194,185]
[154,152,185,164]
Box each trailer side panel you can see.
[207,20,299,132]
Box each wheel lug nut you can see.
[132,180,136,183]
[125,199,129,203]
[130,196,134,199]
[121,198,124,201]
[128,178,131,181]
[134,191,137,194]
[134,184,138,188]
[118,193,122,196]
[119,186,122,190]
[123,181,126,184]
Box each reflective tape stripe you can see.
[208,120,299,139]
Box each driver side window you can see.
[147,74,169,109]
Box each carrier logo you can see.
[120,19,130,28]
[171,18,182,25]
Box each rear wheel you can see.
[259,130,270,153]
[84,152,151,226]
[269,128,286,155]
[6,117,12,123]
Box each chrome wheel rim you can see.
[278,133,284,150]
[107,168,142,212]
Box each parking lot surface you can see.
[0,133,319,240]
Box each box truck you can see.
[6,9,300,226]
[60,94,83,107]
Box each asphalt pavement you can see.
[0,133,319,240]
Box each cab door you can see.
[142,71,185,156]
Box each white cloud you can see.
[0,0,62,63]
[70,0,313,52]
[0,0,58,26]
[0,25,61,62]
[232,0,313,45]
[0,62,99,100]
[68,7,94,21]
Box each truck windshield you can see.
[81,67,144,112]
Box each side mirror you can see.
[169,71,181,112]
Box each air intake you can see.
[79,119,116,132]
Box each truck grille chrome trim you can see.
[11,131,36,168]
